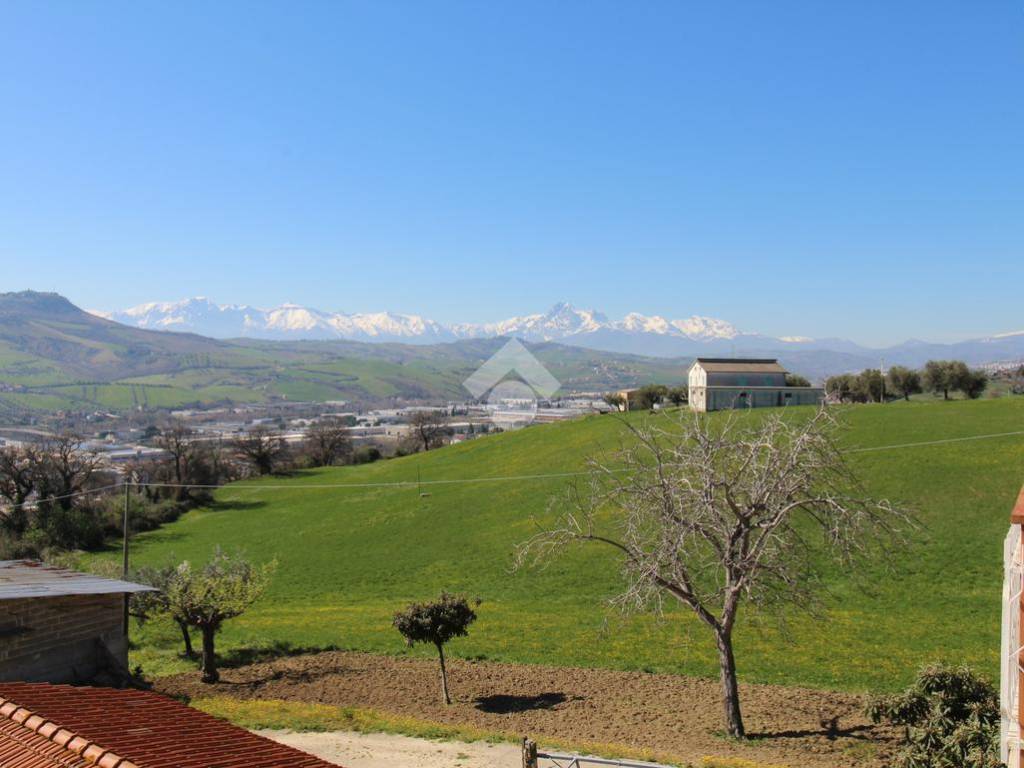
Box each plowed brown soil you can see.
[157,651,894,767]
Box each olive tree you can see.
[393,592,478,705]
[665,386,689,407]
[130,564,196,658]
[887,366,922,401]
[516,406,912,738]
[923,360,965,400]
[166,550,276,682]
[634,384,668,411]
[962,369,989,400]
[603,393,626,412]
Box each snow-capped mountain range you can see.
[95,298,1024,371]
[97,299,747,345]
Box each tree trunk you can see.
[436,642,451,705]
[715,628,744,738]
[200,625,219,683]
[177,619,195,658]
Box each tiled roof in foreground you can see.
[0,683,340,768]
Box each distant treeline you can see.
[825,360,989,403]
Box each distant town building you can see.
[688,358,824,412]
[0,561,154,683]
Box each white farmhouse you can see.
[688,358,824,412]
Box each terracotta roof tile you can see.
[0,684,340,768]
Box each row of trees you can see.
[826,360,988,403]
[131,546,476,702]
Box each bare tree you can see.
[0,445,40,534]
[303,419,353,467]
[516,407,912,738]
[233,427,286,476]
[156,422,196,498]
[38,432,100,510]
[409,411,449,452]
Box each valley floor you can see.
[159,650,894,767]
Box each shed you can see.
[0,560,154,683]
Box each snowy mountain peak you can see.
[100,298,766,350]
[620,312,739,340]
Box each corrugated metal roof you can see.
[692,358,787,374]
[0,561,155,600]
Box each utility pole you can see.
[122,480,130,576]
[122,480,130,635]
[880,359,886,404]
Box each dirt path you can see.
[260,729,521,768]
[159,650,893,767]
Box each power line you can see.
[2,429,1022,507]
[2,483,125,511]
[846,430,1024,454]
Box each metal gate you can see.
[522,739,673,768]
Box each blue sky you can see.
[0,2,1020,345]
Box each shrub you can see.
[865,663,1000,768]
[353,446,382,465]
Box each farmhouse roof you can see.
[1012,485,1024,525]
[692,358,788,374]
[0,561,155,601]
[0,683,340,768]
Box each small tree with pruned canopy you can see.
[393,592,478,704]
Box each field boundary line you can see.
[847,429,1024,454]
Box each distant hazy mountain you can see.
[0,291,694,415]
[97,297,1024,372]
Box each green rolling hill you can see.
[0,291,690,416]
[109,397,1024,693]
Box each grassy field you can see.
[111,398,1024,693]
